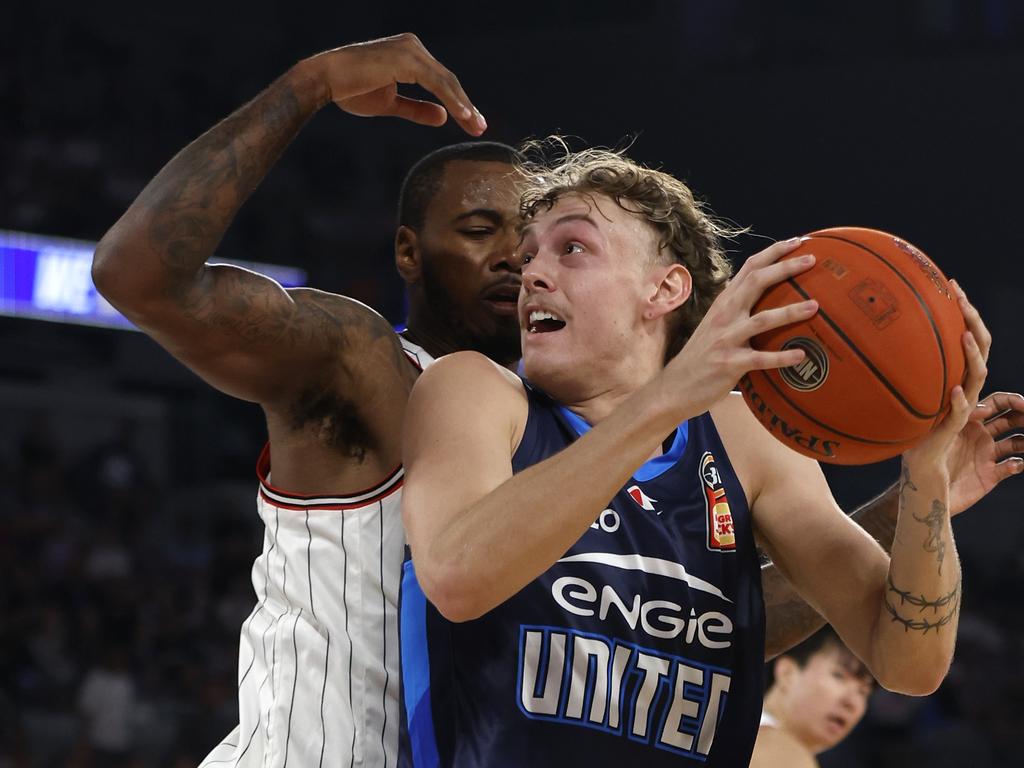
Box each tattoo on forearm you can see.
[913,499,949,575]
[898,463,918,508]
[900,466,949,575]
[884,573,961,634]
[886,573,959,612]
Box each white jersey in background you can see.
[201,337,434,768]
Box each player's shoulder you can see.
[749,725,818,768]
[415,351,525,404]
[406,352,529,449]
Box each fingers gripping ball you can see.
[740,227,967,465]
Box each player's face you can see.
[517,193,663,390]
[785,646,873,753]
[417,160,523,363]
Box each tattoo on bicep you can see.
[884,573,961,634]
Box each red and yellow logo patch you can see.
[700,452,736,552]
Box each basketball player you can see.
[91,31,1019,767]
[399,148,991,765]
[92,34,517,768]
[751,627,874,768]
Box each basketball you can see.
[739,226,966,465]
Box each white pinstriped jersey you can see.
[200,336,433,768]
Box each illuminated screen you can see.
[0,229,307,331]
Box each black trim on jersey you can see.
[306,510,316,619]
[340,513,356,768]
[380,499,390,768]
[318,629,331,768]
[282,609,301,768]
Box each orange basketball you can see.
[739,227,966,465]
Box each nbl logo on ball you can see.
[779,337,829,392]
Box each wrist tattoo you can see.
[898,463,919,508]
[884,573,961,634]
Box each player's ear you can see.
[643,263,692,321]
[772,656,800,691]
[395,225,423,284]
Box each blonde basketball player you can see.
[92,31,1024,766]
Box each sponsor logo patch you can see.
[626,484,658,512]
[700,452,736,552]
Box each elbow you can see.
[876,659,950,697]
[91,238,116,296]
[91,234,132,304]
[415,560,490,624]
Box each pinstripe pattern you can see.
[199,337,433,768]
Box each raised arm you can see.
[761,295,1020,660]
[93,34,484,404]
[748,290,991,695]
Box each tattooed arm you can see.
[747,286,990,694]
[762,387,1023,660]
[762,485,896,660]
[93,34,484,404]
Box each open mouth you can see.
[527,309,567,334]
[483,284,521,315]
[825,714,847,732]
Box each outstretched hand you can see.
[306,33,486,135]
[947,391,1024,514]
[902,280,1024,510]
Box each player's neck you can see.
[549,355,664,426]
[762,692,820,754]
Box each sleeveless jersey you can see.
[400,382,765,767]
[201,336,433,768]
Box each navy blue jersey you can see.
[400,383,765,767]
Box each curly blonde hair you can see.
[517,140,739,361]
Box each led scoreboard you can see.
[0,229,307,331]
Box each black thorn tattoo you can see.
[884,574,960,634]
[886,574,959,613]
[884,593,960,634]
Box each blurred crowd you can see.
[0,420,261,767]
[2,413,1023,766]
[3,1,1024,766]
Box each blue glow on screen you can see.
[0,229,307,331]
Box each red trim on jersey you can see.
[403,349,424,372]
[255,442,404,510]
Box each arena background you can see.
[2,1,1022,765]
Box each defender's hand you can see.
[946,391,1024,514]
[666,237,819,416]
[306,33,486,135]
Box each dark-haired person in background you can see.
[751,627,874,768]
[90,31,1024,767]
